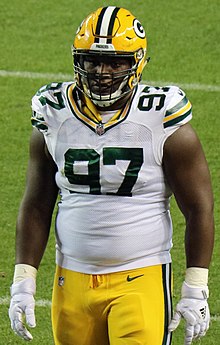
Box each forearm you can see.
[15,203,53,269]
[185,210,214,269]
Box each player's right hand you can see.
[9,277,36,341]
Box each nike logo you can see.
[127,274,144,282]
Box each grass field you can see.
[0,0,219,344]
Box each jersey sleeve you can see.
[31,110,49,132]
[31,85,49,132]
[31,82,68,133]
[163,86,192,131]
[153,86,193,164]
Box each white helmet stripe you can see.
[94,6,119,44]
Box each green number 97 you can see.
[64,147,143,196]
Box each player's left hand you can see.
[168,281,210,345]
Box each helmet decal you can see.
[133,19,145,39]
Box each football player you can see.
[9,6,214,345]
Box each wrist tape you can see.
[13,264,37,283]
[185,267,208,287]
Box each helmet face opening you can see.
[73,6,148,107]
[74,51,137,107]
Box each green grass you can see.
[0,0,220,344]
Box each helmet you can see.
[72,6,148,107]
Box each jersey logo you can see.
[127,274,144,282]
[58,276,65,286]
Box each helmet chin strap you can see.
[91,89,123,108]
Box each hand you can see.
[9,277,36,341]
[168,282,210,345]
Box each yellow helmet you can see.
[72,6,148,107]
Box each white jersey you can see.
[31,82,192,274]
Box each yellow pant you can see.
[52,264,172,345]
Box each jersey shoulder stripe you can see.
[165,95,189,117]
[31,111,48,131]
[163,93,192,128]
[164,108,192,128]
